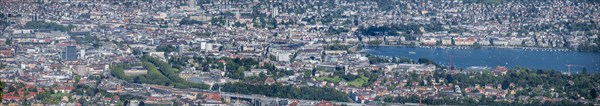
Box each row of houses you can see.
[420,37,539,46]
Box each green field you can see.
[316,76,369,87]
[347,76,369,87]
[51,93,67,98]
[316,76,343,83]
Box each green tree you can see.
[23,90,29,96]
[0,81,3,102]
[446,74,454,83]
[110,64,132,82]
[156,45,177,53]
[78,98,87,104]
[418,58,437,65]
[137,55,210,89]
[304,70,312,78]
[259,72,267,79]
[214,83,350,102]
[179,18,204,25]
[24,21,73,32]
[591,88,598,99]
[29,87,38,92]
[4,38,11,45]
[8,85,16,92]
[501,80,510,90]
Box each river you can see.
[363,46,600,72]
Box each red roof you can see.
[54,85,74,91]
[454,37,477,42]
[289,100,299,106]
[102,97,113,101]
[358,96,366,100]
[206,93,222,101]
[218,60,226,63]
[113,95,120,100]
[315,101,333,106]
[147,96,157,101]
[0,49,12,57]
[2,86,42,100]
[494,66,508,73]
[2,95,22,100]
[265,78,275,85]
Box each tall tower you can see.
[272,7,279,17]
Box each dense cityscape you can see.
[1,0,599,105]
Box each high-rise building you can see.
[80,49,85,59]
[272,7,279,17]
[62,46,78,61]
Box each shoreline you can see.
[361,44,581,52]
[359,45,600,72]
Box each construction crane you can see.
[566,64,585,76]
[448,55,462,73]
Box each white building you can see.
[80,49,85,59]
[277,51,292,62]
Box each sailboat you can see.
[409,51,416,54]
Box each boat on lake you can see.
[409,51,416,54]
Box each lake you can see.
[363,46,600,72]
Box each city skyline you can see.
[0,0,599,106]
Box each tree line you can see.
[212,83,350,102]
[384,67,600,105]
[358,24,445,36]
[24,21,73,32]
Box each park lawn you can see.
[51,93,67,98]
[316,76,343,83]
[347,76,369,87]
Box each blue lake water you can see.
[363,46,600,72]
